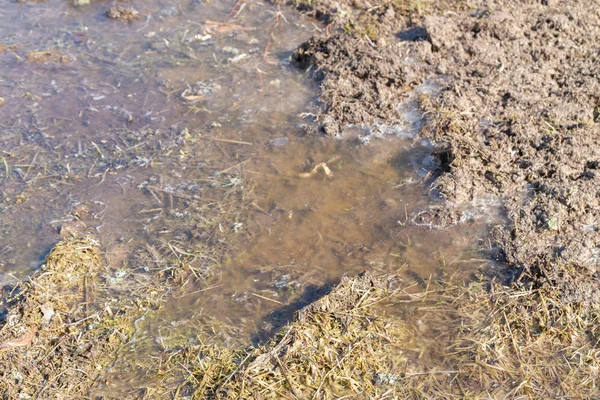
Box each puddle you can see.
[0,0,501,395]
[0,0,316,281]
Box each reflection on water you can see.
[0,0,500,394]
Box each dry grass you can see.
[2,237,599,399]
[199,271,600,399]
[0,237,131,398]
[217,272,401,399]
[450,274,600,398]
[138,272,416,398]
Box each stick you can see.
[213,138,253,146]
[250,292,282,305]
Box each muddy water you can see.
[0,0,316,282]
[0,0,498,394]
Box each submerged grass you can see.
[154,271,600,399]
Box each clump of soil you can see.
[26,49,73,63]
[107,6,141,23]
[295,34,412,136]
[288,0,472,136]
[126,272,416,398]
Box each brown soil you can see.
[2,0,599,397]
[415,1,600,304]
[107,6,141,23]
[289,0,467,39]
[294,34,411,135]
[26,49,73,63]
[290,1,468,135]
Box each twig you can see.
[222,352,253,387]
[274,353,300,399]
[250,292,283,305]
[22,149,39,180]
[213,138,253,146]
[220,159,250,174]
[224,0,244,21]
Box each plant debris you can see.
[297,161,332,178]
[107,6,141,23]
[3,0,599,398]
[120,272,422,398]
[0,237,127,398]
[26,49,73,63]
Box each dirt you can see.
[415,1,600,301]
[290,1,466,136]
[294,34,411,135]
[2,0,599,396]
[107,6,141,23]
[288,0,468,39]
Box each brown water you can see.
[0,0,500,394]
[0,0,316,281]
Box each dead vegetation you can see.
[112,271,450,398]
[0,237,128,398]
[26,49,73,64]
[96,260,600,398]
[455,275,600,398]
[189,273,404,398]
[2,236,597,398]
[2,0,599,398]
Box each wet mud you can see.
[294,34,410,136]
[416,1,600,304]
[294,0,600,296]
